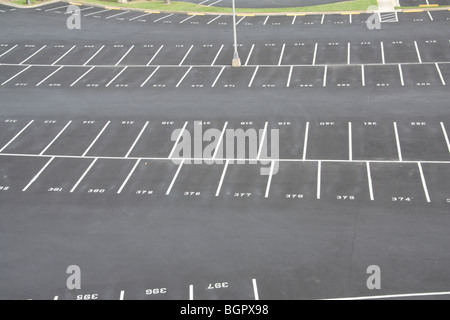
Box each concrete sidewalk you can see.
[377,0,396,12]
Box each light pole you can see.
[231,0,241,67]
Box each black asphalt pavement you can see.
[0,3,450,300]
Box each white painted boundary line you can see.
[179,45,194,66]
[286,65,293,87]
[381,42,385,64]
[189,285,194,300]
[264,160,276,198]
[119,291,125,300]
[236,16,246,25]
[323,65,328,87]
[278,43,285,66]
[414,41,422,63]
[52,45,76,65]
[291,15,297,25]
[175,66,192,87]
[302,122,310,161]
[141,66,160,87]
[248,66,259,87]
[252,279,259,301]
[320,14,325,24]
[105,11,129,20]
[211,66,225,88]
[263,16,269,25]
[153,13,173,23]
[147,45,164,66]
[36,66,63,87]
[208,0,223,6]
[256,121,268,160]
[125,121,149,158]
[427,11,433,21]
[83,45,105,66]
[207,15,221,24]
[441,122,450,154]
[347,42,351,65]
[0,44,18,59]
[245,44,255,66]
[361,65,365,87]
[45,4,69,12]
[418,162,431,203]
[70,158,98,193]
[1,66,31,86]
[398,64,405,86]
[435,63,446,86]
[317,161,322,200]
[168,121,188,159]
[393,122,403,162]
[117,159,141,194]
[0,120,34,152]
[70,66,94,87]
[82,121,110,157]
[40,121,72,155]
[105,66,128,87]
[84,9,110,17]
[166,159,185,195]
[312,43,318,66]
[22,157,55,192]
[216,159,229,197]
[325,291,450,300]
[348,122,353,161]
[211,44,224,66]
[115,45,135,66]
[366,162,374,201]
[212,122,228,159]
[129,12,151,21]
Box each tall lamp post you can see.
[231,0,241,67]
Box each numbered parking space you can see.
[71,67,125,87]
[118,45,162,66]
[315,42,348,65]
[350,41,383,65]
[55,45,106,66]
[288,66,325,88]
[182,44,223,66]
[217,163,268,199]
[20,45,74,65]
[364,65,403,88]
[418,40,450,63]
[176,67,222,88]
[1,66,61,87]
[105,67,158,88]
[0,156,50,192]
[306,121,350,160]
[400,63,443,86]
[37,66,89,87]
[326,66,363,88]
[352,122,399,160]
[280,43,316,66]
[212,66,256,88]
[0,65,28,85]
[87,45,135,66]
[249,67,291,88]
[421,163,450,204]
[149,45,193,66]
[383,41,421,64]
[0,44,44,64]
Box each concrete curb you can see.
[1,0,449,15]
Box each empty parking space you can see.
[326,66,363,88]
[182,44,223,66]
[352,122,399,160]
[212,66,256,88]
[280,43,316,66]
[87,45,134,66]
[83,8,114,19]
[438,63,450,83]
[266,121,306,159]
[293,15,322,26]
[265,15,289,26]
[350,41,383,65]
[55,45,105,65]
[421,164,450,204]
[149,45,192,66]
[106,67,158,88]
[177,67,221,88]
[0,65,28,85]
[213,44,253,66]
[72,67,125,87]
[288,66,325,88]
[118,45,162,66]
[268,161,317,200]
[1,66,61,87]
[323,14,350,25]
[0,120,70,155]
[401,64,442,87]
[19,45,73,65]
[397,121,450,161]
[383,41,421,64]
[364,65,402,88]
[305,121,350,160]
[418,40,450,63]
[0,44,44,64]
[217,163,268,199]
[249,67,291,88]
[141,67,190,88]
[427,10,450,22]
[314,42,347,65]
[0,119,34,148]
[398,12,429,23]
[38,66,88,87]
[246,44,284,66]
[0,156,50,191]
[321,162,368,202]
[370,163,428,203]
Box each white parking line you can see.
[175,66,192,87]
[147,45,164,66]
[312,43,318,66]
[70,158,98,193]
[40,121,72,155]
[20,45,46,65]
[320,14,325,24]
[347,42,351,65]
[302,122,309,161]
[168,121,188,159]
[0,120,34,153]
[153,13,173,23]
[361,65,365,86]
[441,122,450,154]
[83,45,105,66]
[348,122,353,161]
[317,161,322,199]
[263,16,269,25]
[414,41,422,63]
[117,159,141,194]
[257,121,268,160]
[166,159,185,195]
[236,16,246,25]
[125,121,149,158]
[119,291,125,300]
[179,45,194,66]
[252,279,260,300]
[427,11,433,21]
[244,44,255,66]
[248,66,259,87]
[0,44,18,59]
[105,11,129,20]
[212,122,228,159]
[1,65,31,86]
[215,159,229,196]
[36,66,63,87]
[115,45,135,66]
[435,63,446,85]
[52,45,76,65]
[381,42,385,64]
[211,66,225,88]
[393,122,403,161]
[129,12,151,21]
[278,43,285,66]
[22,157,55,192]
[82,121,110,157]
[179,15,195,24]
[105,67,128,87]
[211,44,224,66]
[140,66,160,87]
[84,9,110,17]
[325,291,450,300]
[418,162,431,203]
[264,160,276,198]
[45,4,69,12]
[198,0,210,4]
[208,0,223,6]
[207,15,221,24]
[398,64,405,86]
[189,285,194,300]
[291,15,297,25]
[366,162,374,201]
[323,65,328,87]
[286,65,293,87]
[70,66,95,87]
